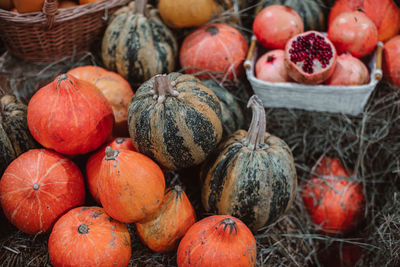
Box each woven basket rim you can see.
[0,0,130,24]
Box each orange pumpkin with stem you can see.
[136,185,196,252]
[48,206,131,267]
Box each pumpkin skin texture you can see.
[179,23,248,82]
[79,0,100,4]
[128,73,223,171]
[59,1,78,8]
[177,215,257,267]
[0,0,13,10]
[27,74,114,156]
[0,149,85,234]
[97,147,165,223]
[0,94,37,175]
[136,186,197,252]
[67,65,134,137]
[201,95,297,231]
[101,0,178,85]
[13,0,44,13]
[302,156,365,235]
[202,79,244,138]
[383,35,400,87]
[48,206,131,267]
[86,137,136,203]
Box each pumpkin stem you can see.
[243,95,266,150]
[134,0,147,15]
[172,185,183,200]
[152,74,179,104]
[78,223,89,234]
[115,138,126,144]
[105,146,119,161]
[33,184,40,190]
[220,217,238,235]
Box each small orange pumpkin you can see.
[177,215,257,266]
[67,66,134,137]
[78,0,100,4]
[97,147,165,223]
[48,206,131,267]
[136,186,197,252]
[58,0,78,8]
[13,0,44,13]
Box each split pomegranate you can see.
[383,35,400,87]
[328,11,378,58]
[284,31,337,84]
[255,50,291,83]
[325,53,370,86]
[253,5,304,50]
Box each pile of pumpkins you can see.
[0,0,400,266]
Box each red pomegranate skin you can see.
[253,5,304,50]
[328,11,378,58]
[325,53,370,85]
[255,50,291,82]
[383,35,400,87]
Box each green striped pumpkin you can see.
[102,0,178,85]
[0,94,37,175]
[128,73,223,171]
[201,95,297,231]
[255,0,327,31]
[202,80,244,138]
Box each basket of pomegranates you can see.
[244,6,383,115]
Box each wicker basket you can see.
[0,0,130,63]
[244,36,384,115]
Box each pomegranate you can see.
[253,5,304,50]
[383,35,400,87]
[328,11,378,58]
[302,156,364,235]
[284,31,337,84]
[255,50,291,82]
[325,53,370,86]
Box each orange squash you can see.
[48,206,131,267]
[136,186,196,252]
[97,147,165,223]
[177,215,257,266]
[0,0,13,10]
[58,0,77,8]
[67,66,134,137]
[13,0,44,13]
[0,149,85,234]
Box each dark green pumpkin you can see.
[201,95,297,231]
[102,0,178,85]
[0,94,37,175]
[202,80,244,138]
[255,0,327,31]
[128,73,223,171]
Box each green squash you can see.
[102,0,178,85]
[201,95,297,231]
[128,73,223,171]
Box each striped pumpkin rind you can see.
[256,0,327,31]
[201,130,297,231]
[102,1,178,85]
[202,80,245,138]
[128,73,223,171]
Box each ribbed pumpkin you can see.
[180,23,248,82]
[255,0,327,31]
[97,147,165,223]
[202,79,244,138]
[0,94,37,175]
[67,65,134,137]
[201,95,297,231]
[128,73,223,170]
[48,206,131,267]
[27,74,114,156]
[177,215,257,267]
[0,149,85,234]
[102,0,178,85]
[136,186,197,252]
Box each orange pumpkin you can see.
[0,149,85,234]
[67,66,134,137]
[0,0,13,10]
[58,0,78,8]
[48,206,131,267]
[97,147,165,223]
[27,74,114,156]
[383,35,400,87]
[78,0,100,4]
[13,0,44,13]
[86,137,136,203]
[177,215,257,267]
[136,186,196,252]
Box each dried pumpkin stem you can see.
[244,95,266,150]
[78,223,89,234]
[134,0,147,15]
[105,146,119,161]
[152,74,179,104]
[220,218,238,234]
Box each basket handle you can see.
[244,36,257,70]
[375,41,384,81]
[42,0,58,30]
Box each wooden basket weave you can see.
[0,0,130,63]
